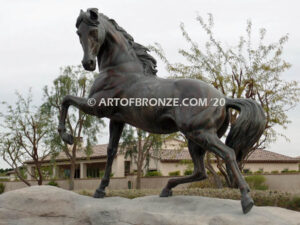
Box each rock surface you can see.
[0,186,299,225]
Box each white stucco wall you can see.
[243,162,299,173]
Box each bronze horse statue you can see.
[58,8,266,214]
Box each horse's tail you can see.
[225,98,266,162]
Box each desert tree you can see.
[43,65,104,190]
[0,91,54,185]
[120,126,175,189]
[150,14,300,187]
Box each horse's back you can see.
[172,78,227,133]
[173,78,224,99]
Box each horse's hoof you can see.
[241,196,254,214]
[62,133,74,145]
[93,189,106,198]
[160,188,172,197]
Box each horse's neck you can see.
[98,26,141,74]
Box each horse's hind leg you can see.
[160,139,207,197]
[188,130,253,214]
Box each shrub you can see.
[168,171,180,176]
[99,171,114,178]
[0,183,5,194]
[188,175,227,189]
[271,170,279,174]
[47,180,59,187]
[184,169,193,176]
[99,170,105,178]
[254,170,263,175]
[145,171,162,177]
[281,168,289,173]
[0,178,9,182]
[287,196,300,211]
[245,175,268,190]
[242,169,252,175]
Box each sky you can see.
[0,0,299,168]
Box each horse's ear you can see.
[79,9,84,17]
[88,8,98,21]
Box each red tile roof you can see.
[246,149,299,163]
[26,139,298,164]
[158,148,299,163]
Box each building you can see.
[25,139,299,180]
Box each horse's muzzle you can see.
[82,59,96,71]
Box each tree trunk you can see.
[69,158,75,190]
[205,153,223,188]
[135,129,143,189]
[35,162,43,185]
[216,156,231,187]
[15,169,31,186]
[136,162,142,189]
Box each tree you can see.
[120,126,168,189]
[150,14,300,186]
[0,91,54,185]
[43,65,104,190]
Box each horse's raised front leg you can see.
[160,139,207,197]
[58,95,95,145]
[94,120,124,198]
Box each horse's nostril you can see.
[82,59,95,70]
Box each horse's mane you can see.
[76,9,157,76]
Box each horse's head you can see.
[76,8,106,71]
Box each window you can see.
[87,168,100,178]
[124,161,131,176]
[74,168,80,179]
[63,168,80,179]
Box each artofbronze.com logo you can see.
[87,97,226,107]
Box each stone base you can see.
[0,186,299,225]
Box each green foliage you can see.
[271,170,279,174]
[254,170,263,175]
[168,171,180,176]
[0,178,9,182]
[0,168,13,175]
[120,125,167,189]
[245,175,268,190]
[189,175,227,189]
[281,169,298,174]
[43,65,105,157]
[184,169,193,176]
[287,170,298,173]
[150,14,300,150]
[145,171,162,177]
[99,170,113,178]
[120,126,164,164]
[47,180,59,187]
[0,183,5,194]
[243,170,253,175]
[43,65,105,189]
[287,196,300,211]
[0,90,56,185]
